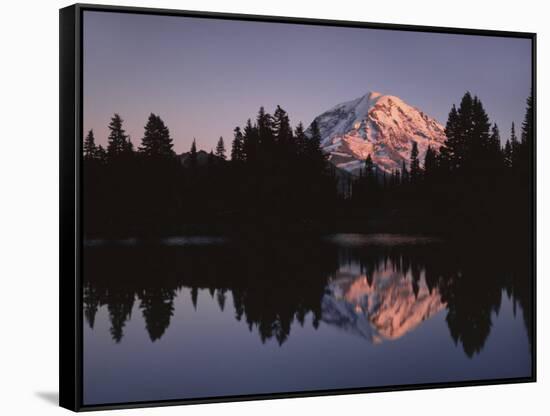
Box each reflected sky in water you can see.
[83,234,532,405]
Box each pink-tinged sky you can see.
[83,11,532,154]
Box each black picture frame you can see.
[60,3,537,412]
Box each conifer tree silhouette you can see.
[424,145,437,179]
[106,113,129,159]
[410,141,421,183]
[230,127,244,162]
[83,129,97,160]
[189,138,198,168]
[215,136,226,160]
[510,122,520,168]
[503,140,513,168]
[139,113,175,158]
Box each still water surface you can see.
[83,234,532,405]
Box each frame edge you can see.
[63,3,537,412]
[60,4,82,412]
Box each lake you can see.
[82,233,532,405]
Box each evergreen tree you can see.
[294,122,307,155]
[139,113,175,158]
[256,106,274,149]
[503,140,513,168]
[521,94,533,146]
[215,136,226,160]
[410,141,421,183]
[273,105,293,148]
[488,123,502,167]
[309,119,322,148]
[489,124,501,153]
[439,92,491,173]
[107,113,129,159]
[83,129,97,160]
[96,145,107,164]
[456,92,475,166]
[242,119,258,163]
[424,145,437,179]
[519,94,533,171]
[510,122,520,168]
[230,127,244,162]
[471,96,491,162]
[189,138,198,168]
[439,104,460,172]
[305,119,326,169]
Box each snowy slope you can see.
[308,92,446,174]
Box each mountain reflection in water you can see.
[83,233,533,404]
[322,265,446,344]
[83,234,532,359]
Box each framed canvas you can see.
[59,3,536,411]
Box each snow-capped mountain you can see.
[308,92,446,174]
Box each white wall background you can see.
[0,0,547,414]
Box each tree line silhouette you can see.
[344,91,533,237]
[83,106,336,238]
[83,91,532,238]
[83,236,531,357]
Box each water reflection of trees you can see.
[83,239,338,345]
[83,236,532,357]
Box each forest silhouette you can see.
[83,92,533,240]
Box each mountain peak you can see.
[309,92,446,174]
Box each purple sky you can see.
[83,11,532,154]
